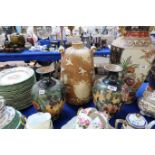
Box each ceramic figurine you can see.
[138,91,155,118]
[111,26,155,103]
[60,42,95,105]
[31,66,65,119]
[115,113,155,129]
[93,64,123,116]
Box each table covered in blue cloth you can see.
[0,47,110,62]
[21,82,155,129]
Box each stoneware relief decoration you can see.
[60,42,95,105]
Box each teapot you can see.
[115,113,155,129]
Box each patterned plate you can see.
[0,67,34,86]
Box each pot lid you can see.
[126,113,147,129]
[36,65,55,74]
[104,64,123,72]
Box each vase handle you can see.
[115,119,124,129]
[59,45,65,54]
[146,120,155,129]
[91,45,96,53]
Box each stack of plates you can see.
[0,106,26,129]
[0,67,36,110]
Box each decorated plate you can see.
[0,67,34,86]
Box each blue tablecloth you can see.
[20,82,155,129]
[0,48,110,62]
[0,50,61,62]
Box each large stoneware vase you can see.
[111,26,155,103]
[60,42,95,105]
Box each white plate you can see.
[0,67,34,86]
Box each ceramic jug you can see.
[31,66,65,119]
[25,112,52,129]
[115,113,155,129]
[60,41,96,105]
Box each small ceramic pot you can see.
[25,112,52,129]
[138,91,155,118]
[10,34,25,47]
[115,113,155,129]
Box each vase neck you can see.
[106,71,119,84]
[72,42,84,49]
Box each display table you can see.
[21,82,155,129]
[0,47,110,62]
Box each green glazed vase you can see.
[32,66,65,120]
[93,64,123,116]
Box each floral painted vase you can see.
[93,64,123,116]
[111,26,155,103]
[31,66,65,119]
[60,42,95,105]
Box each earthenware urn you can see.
[60,42,95,105]
[111,26,155,103]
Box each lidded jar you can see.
[60,41,95,105]
[93,64,123,116]
[31,66,65,119]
